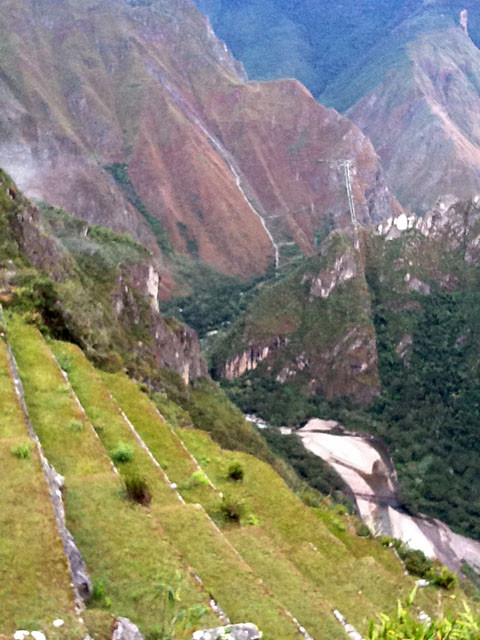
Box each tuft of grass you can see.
[11,443,31,459]
[227,460,244,482]
[56,353,72,373]
[187,470,209,488]
[68,419,83,432]
[219,495,246,523]
[124,474,151,506]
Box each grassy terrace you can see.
[97,367,218,509]
[8,324,467,639]
[0,340,80,637]
[94,361,465,635]
[96,370,349,637]
[49,340,302,640]
[7,320,217,639]
[178,428,466,632]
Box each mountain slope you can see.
[210,197,480,539]
[0,169,206,382]
[0,0,400,277]
[336,16,480,213]
[196,1,480,213]
[1,318,467,637]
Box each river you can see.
[248,414,480,574]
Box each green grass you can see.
[82,360,453,634]
[177,428,467,632]
[0,340,81,637]
[154,504,301,640]
[7,320,216,637]
[50,341,183,507]
[48,340,303,637]
[97,367,215,506]
[226,526,345,640]
[6,322,472,637]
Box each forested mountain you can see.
[212,199,480,539]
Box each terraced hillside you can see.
[0,338,82,638]
[2,313,471,639]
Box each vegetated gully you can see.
[250,415,480,574]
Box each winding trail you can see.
[152,69,281,269]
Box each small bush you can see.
[355,522,371,538]
[227,461,244,482]
[189,470,209,487]
[244,512,259,526]
[12,444,31,459]
[220,495,247,523]
[298,488,321,508]
[111,443,133,464]
[124,474,151,506]
[429,566,457,591]
[403,549,432,577]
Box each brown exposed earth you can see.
[349,24,480,214]
[0,0,401,278]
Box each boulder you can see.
[112,618,143,640]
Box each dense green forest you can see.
[220,287,480,540]
[160,259,276,338]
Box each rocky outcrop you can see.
[112,618,144,640]
[0,0,401,278]
[192,624,262,640]
[223,338,288,380]
[213,230,381,404]
[376,195,480,268]
[1,171,207,383]
[302,246,358,300]
[213,195,480,404]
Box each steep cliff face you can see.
[196,1,480,215]
[213,231,381,405]
[213,194,480,405]
[0,170,206,382]
[348,21,480,213]
[0,0,400,277]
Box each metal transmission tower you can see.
[317,158,357,225]
[341,160,357,225]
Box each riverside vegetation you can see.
[210,212,480,543]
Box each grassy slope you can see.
[49,340,302,640]
[0,341,80,637]
[7,320,217,639]
[6,322,472,637]
[178,429,468,631]
[95,361,468,636]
